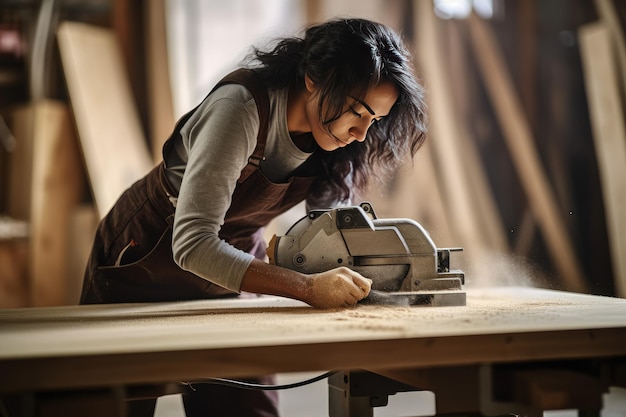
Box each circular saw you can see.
[267,202,466,307]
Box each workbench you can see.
[1,287,625,416]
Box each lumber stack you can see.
[57,22,154,219]
[4,100,90,307]
[1,12,169,306]
[579,10,626,297]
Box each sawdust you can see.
[181,295,608,342]
[462,251,544,289]
[291,289,596,336]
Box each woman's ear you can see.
[304,74,316,93]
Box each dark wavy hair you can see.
[247,18,427,207]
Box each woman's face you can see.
[306,80,399,151]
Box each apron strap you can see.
[161,69,271,183]
[215,69,271,182]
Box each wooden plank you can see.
[594,0,626,97]
[0,218,28,308]
[445,21,509,253]
[513,1,538,256]
[145,0,175,162]
[413,1,495,261]
[5,101,85,307]
[112,0,147,150]
[66,205,99,305]
[28,100,84,306]
[2,328,624,395]
[57,22,154,219]
[467,14,587,293]
[0,288,625,393]
[517,0,538,127]
[6,105,35,220]
[579,23,626,297]
[1,288,624,360]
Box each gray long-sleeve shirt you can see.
[164,84,314,292]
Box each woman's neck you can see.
[290,132,318,153]
[287,85,311,136]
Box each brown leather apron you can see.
[80,69,317,305]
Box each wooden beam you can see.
[517,0,538,128]
[66,205,99,305]
[579,23,626,297]
[6,106,35,220]
[145,0,175,162]
[28,101,84,306]
[0,218,28,308]
[445,20,509,253]
[413,1,498,263]
[112,0,148,142]
[594,0,626,98]
[7,101,85,306]
[57,22,154,219]
[467,13,587,292]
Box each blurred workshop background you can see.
[0,0,625,310]
[2,2,626,417]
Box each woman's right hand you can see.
[306,267,372,309]
[240,259,371,309]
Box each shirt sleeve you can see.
[171,85,259,292]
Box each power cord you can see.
[182,371,337,391]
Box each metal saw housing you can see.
[267,202,466,306]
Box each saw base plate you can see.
[360,290,466,307]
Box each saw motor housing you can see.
[268,202,466,306]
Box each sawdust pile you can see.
[229,290,587,338]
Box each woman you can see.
[80,17,427,417]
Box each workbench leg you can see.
[328,370,420,417]
[328,372,373,417]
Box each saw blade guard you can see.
[268,202,465,295]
